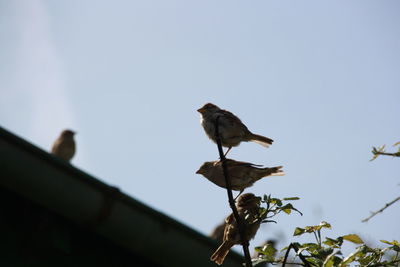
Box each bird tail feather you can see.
[262,166,284,177]
[250,133,273,147]
[210,241,233,265]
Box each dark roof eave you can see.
[0,126,243,267]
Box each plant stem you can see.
[214,116,252,267]
[282,243,311,267]
[362,196,400,222]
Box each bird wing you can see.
[225,159,263,168]
[219,109,250,133]
[223,214,238,242]
[225,213,235,224]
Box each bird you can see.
[51,129,76,161]
[197,103,273,155]
[196,159,284,194]
[210,193,261,265]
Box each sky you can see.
[1,0,399,257]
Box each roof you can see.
[0,126,243,266]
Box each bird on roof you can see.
[51,129,76,162]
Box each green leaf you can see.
[255,243,277,260]
[300,242,320,250]
[262,194,270,202]
[340,246,365,267]
[380,240,400,246]
[270,198,283,206]
[357,254,374,265]
[320,221,332,229]
[281,204,292,214]
[393,142,400,146]
[294,227,305,236]
[324,237,343,248]
[306,257,323,266]
[280,203,303,216]
[283,197,300,201]
[300,243,326,256]
[323,251,340,267]
[303,221,331,233]
[258,207,267,219]
[342,234,364,244]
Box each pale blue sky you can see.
[1,0,399,255]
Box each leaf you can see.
[370,145,386,161]
[294,227,305,236]
[340,246,365,267]
[393,142,400,147]
[258,207,267,219]
[323,251,340,267]
[380,240,400,246]
[304,221,331,233]
[270,198,283,206]
[320,221,332,229]
[324,237,343,248]
[262,194,270,202]
[299,243,322,255]
[307,257,324,266]
[281,204,292,214]
[343,234,364,244]
[370,153,379,161]
[300,242,320,250]
[283,197,300,201]
[280,203,303,216]
[262,219,277,224]
[255,243,277,259]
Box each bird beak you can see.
[197,107,205,113]
[195,169,202,174]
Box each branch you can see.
[215,116,252,267]
[374,152,400,157]
[282,243,311,267]
[371,144,400,161]
[362,196,400,223]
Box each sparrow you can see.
[210,193,261,265]
[196,159,284,193]
[197,103,273,155]
[51,129,76,161]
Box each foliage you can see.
[253,222,400,267]
[252,195,302,225]
[371,142,400,161]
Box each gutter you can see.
[0,126,243,267]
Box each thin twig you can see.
[282,243,311,267]
[282,243,293,267]
[374,152,400,157]
[215,116,252,267]
[292,243,311,267]
[362,196,400,222]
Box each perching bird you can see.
[197,103,273,155]
[196,159,284,193]
[51,129,76,161]
[210,193,261,265]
